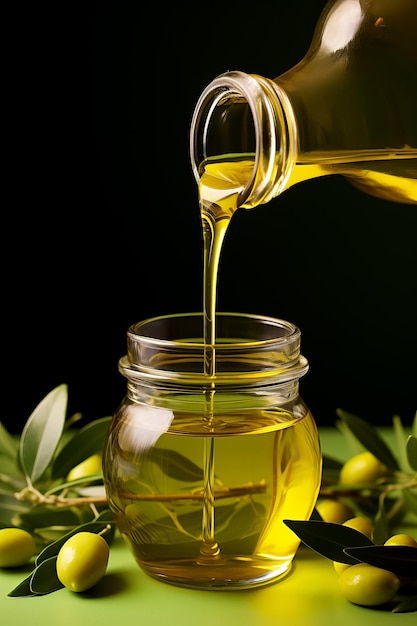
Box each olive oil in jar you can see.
[104,393,321,589]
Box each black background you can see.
[3,1,416,434]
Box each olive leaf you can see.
[402,488,417,516]
[7,575,37,597]
[216,500,265,542]
[392,414,412,472]
[406,435,417,471]
[0,490,32,527]
[29,556,64,595]
[283,519,374,564]
[0,422,19,458]
[336,409,399,470]
[19,384,68,484]
[147,447,205,482]
[51,416,111,480]
[7,556,64,597]
[344,545,417,577]
[372,500,391,545]
[393,595,417,614]
[322,455,343,470]
[321,455,343,483]
[17,505,84,530]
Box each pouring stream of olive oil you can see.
[198,160,251,560]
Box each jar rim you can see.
[122,312,308,385]
[128,311,299,348]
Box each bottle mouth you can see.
[121,312,308,385]
[189,71,296,208]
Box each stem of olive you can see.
[97,524,112,537]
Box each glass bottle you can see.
[190,0,417,208]
[102,312,322,590]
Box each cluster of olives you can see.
[0,527,109,592]
[316,450,417,607]
[0,454,109,593]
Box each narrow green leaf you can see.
[321,454,343,483]
[336,419,363,457]
[36,515,114,565]
[310,508,323,521]
[392,415,410,472]
[322,455,343,470]
[0,466,24,488]
[372,501,390,545]
[402,488,417,516]
[392,594,417,613]
[18,504,81,529]
[0,422,19,458]
[47,475,103,497]
[51,416,111,480]
[336,409,399,470]
[30,556,64,594]
[345,545,417,577]
[406,435,417,471]
[147,447,205,482]
[19,385,68,483]
[8,574,37,597]
[283,519,374,563]
[216,501,265,542]
[0,490,32,526]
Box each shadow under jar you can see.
[102,312,322,590]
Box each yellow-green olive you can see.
[384,534,417,590]
[339,451,388,485]
[384,533,417,548]
[66,454,102,482]
[315,499,353,524]
[338,563,400,606]
[56,531,109,592]
[343,515,373,539]
[333,516,374,575]
[0,527,36,568]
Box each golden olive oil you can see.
[107,400,321,588]
[202,152,417,207]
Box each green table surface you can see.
[1,427,416,625]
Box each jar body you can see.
[102,313,322,590]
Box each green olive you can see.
[333,516,374,575]
[343,515,373,539]
[0,527,36,568]
[384,533,417,548]
[56,531,109,592]
[66,453,102,481]
[339,451,388,485]
[315,499,353,524]
[384,534,417,590]
[338,563,400,606]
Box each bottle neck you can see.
[189,71,298,209]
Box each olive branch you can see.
[0,384,416,609]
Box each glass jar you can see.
[190,0,417,207]
[102,312,322,590]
